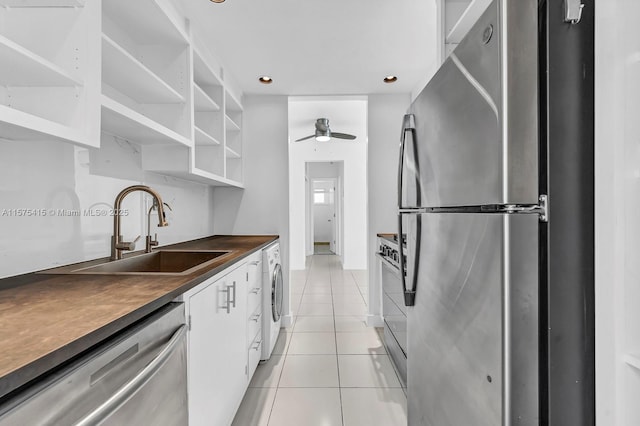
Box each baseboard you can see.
[367,314,384,328]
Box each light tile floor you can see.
[232,255,407,426]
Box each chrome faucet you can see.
[111,185,168,261]
[146,201,172,253]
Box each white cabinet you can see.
[100,0,192,147]
[0,0,245,187]
[245,251,263,379]
[187,263,247,426]
[0,0,101,147]
[141,42,245,187]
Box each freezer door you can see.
[407,213,539,426]
[405,0,538,207]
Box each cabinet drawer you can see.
[247,331,262,379]
[247,284,262,315]
[247,305,262,347]
[246,251,263,290]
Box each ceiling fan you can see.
[295,118,357,142]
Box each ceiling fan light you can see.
[315,135,331,142]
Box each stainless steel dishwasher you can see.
[0,303,188,426]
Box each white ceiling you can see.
[182,0,439,96]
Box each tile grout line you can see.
[330,255,346,426]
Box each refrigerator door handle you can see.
[397,113,420,307]
[397,114,417,210]
[397,213,419,307]
[398,113,420,306]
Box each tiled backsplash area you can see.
[0,135,215,278]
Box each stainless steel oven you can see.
[377,235,407,387]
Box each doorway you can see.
[288,96,368,270]
[305,161,343,257]
[312,178,338,254]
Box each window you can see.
[314,188,334,205]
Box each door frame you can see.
[308,177,341,255]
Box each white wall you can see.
[595,1,640,424]
[308,162,340,178]
[211,95,291,323]
[367,94,411,325]
[0,135,215,278]
[289,97,368,270]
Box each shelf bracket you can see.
[564,0,584,24]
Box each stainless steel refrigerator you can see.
[398,1,544,424]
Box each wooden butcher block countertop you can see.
[0,235,278,401]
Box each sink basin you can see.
[42,250,233,276]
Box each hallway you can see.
[232,255,407,426]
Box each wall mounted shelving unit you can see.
[143,43,244,187]
[0,0,100,146]
[100,0,191,148]
[0,0,244,187]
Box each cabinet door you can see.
[188,265,247,426]
[246,252,263,315]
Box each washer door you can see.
[271,264,283,322]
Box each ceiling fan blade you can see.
[295,134,316,142]
[331,132,356,140]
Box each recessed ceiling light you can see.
[258,76,273,84]
[383,75,398,83]
[210,0,225,3]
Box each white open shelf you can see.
[0,0,84,6]
[0,104,85,143]
[102,34,184,104]
[225,146,240,159]
[225,89,243,113]
[189,168,244,188]
[101,94,190,146]
[194,83,220,112]
[0,0,244,186]
[0,0,100,147]
[102,0,187,45]
[225,115,240,132]
[193,50,223,87]
[0,34,81,86]
[195,126,221,146]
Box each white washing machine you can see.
[261,241,283,360]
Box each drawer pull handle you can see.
[251,313,262,322]
[252,339,262,350]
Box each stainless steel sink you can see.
[41,250,233,276]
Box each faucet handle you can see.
[145,233,159,253]
[116,235,140,252]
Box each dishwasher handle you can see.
[74,324,187,426]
